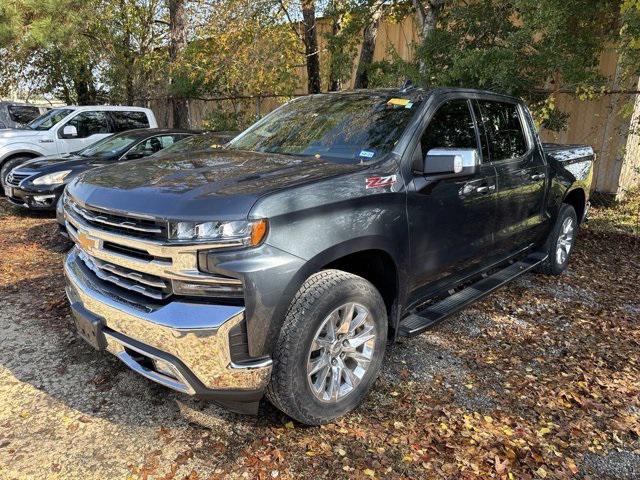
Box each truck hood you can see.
[67,149,364,221]
[0,129,43,140]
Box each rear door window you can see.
[66,111,111,138]
[111,111,150,132]
[476,101,529,161]
[8,105,41,125]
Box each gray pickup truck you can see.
[61,87,593,425]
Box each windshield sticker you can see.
[366,175,397,189]
[359,150,375,158]
[387,98,413,109]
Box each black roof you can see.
[115,128,202,138]
[306,86,521,103]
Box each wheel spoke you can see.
[342,362,359,387]
[311,364,331,395]
[308,353,330,376]
[328,365,342,401]
[348,309,368,335]
[344,349,372,367]
[346,324,376,349]
[337,303,354,335]
[324,311,338,342]
[311,336,332,351]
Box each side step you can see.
[398,252,547,337]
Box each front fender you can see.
[0,143,46,163]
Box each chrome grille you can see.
[78,250,171,300]
[66,197,166,239]
[6,171,30,186]
[64,194,244,304]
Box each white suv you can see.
[0,105,157,184]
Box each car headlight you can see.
[168,219,268,246]
[32,170,72,186]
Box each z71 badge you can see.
[366,175,397,189]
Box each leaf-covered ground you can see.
[0,193,638,480]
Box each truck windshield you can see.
[78,132,140,158]
[228,94,421,163]
[28,108,74,131]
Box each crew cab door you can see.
[56,111,113,154]
[406,98,498,298]
[472,100,548,255]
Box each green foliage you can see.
[181,0,302,98]
[370,0,622,130]
[619,0,640,81]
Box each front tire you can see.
[267,270,387,425]
[536,204,578,275]
[1,156,33,191]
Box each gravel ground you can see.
[0,200,638,479]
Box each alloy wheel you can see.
[306,302,377,403]
[556,217,575,264]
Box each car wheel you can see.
[536,204,578,275]
[1,156,32,190]
[266,269,387,425]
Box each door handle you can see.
[475,185,496,194]
[531,173,546,180]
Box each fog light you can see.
[33,194,55,203]
[153,358,180,379]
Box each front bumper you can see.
[64,248,272,413]
[4,184,61,210]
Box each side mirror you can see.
[61,125,78,138]
[423,148,480,177]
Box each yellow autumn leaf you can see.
[363,469,375,477]
[536,467,547,478]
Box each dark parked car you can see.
[61,88,593,425]
[4,128,196,211]
[0,102,47,129]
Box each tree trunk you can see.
[302,0,321,94]
[354,1,384,89]
[328,10,343,91]
[74,64,96,105]
[123,32,135,105]
[412,0,446,73]
[168,0,189,128]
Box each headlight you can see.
[168,219,268,246]
[32,170,72,185]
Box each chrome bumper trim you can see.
[64,248,272,392]
[104,332,196,395]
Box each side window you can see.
[476,101,528,161]
[420,99,478,156]
[66,111,111,138]
[111,111,150,132]
[126,135,177,157]
[8,106,41,125]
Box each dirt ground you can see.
[0,194,638,480]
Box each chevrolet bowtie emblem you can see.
[76,231,97,251]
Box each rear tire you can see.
[266,270,387,425]
[536,204,578,275]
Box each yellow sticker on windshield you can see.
[387,98,411,107]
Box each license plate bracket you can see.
[71,303,106,350]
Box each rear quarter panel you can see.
[543,144,594,221]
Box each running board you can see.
[398,252,547,337]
